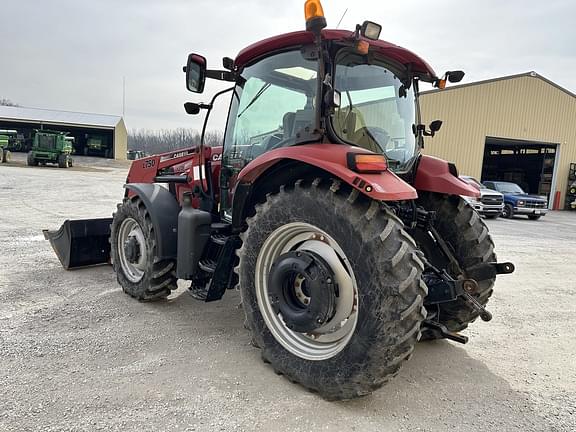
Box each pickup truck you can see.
[483,181,548,220]
[460,176,504,219]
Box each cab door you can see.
[219,49,319,219]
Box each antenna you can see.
[336,8,348,29]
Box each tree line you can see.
[127,129,223,154]
[0,98,19,107]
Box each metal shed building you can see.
[0,106,127,160]
[420,72,576,209]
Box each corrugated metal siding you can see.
[420,75,576,206]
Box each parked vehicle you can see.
[483,181,548,220]
[84,135,111,158]
[126,150,147,160]
[27,130,74,168]
[0,129,15,163]
[43,0,515,400]
[460,176,504,218]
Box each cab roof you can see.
[235,29,437,81]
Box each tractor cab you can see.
[184,8,465,220]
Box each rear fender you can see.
[124,183,180,259]
[231,144,417,229]
[236,144,416,200]
[414,155,479,198]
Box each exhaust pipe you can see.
[43,218,113,269]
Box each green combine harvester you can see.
[0,129,16,163]
[27,130,74,168]
[84,135,110,157]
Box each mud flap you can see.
[43,218,113,269]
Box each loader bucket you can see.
[43,218,113,269]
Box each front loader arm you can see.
[126,147,202,184]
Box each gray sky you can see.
[1,0,575,132]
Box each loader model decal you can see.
[142,159,156,169]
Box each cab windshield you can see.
[331,50,418,171]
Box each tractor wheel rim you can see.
[255,222,358,361]
[117,217,148,283]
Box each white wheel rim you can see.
[255,222,359,361]
[117,218,148,283]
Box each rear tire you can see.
[237,179,426,400]
[414,193,496,338]
[110,196,178,301]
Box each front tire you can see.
[1,149,11,163]
[238,179,426,400]
[502,204,514,218]
[27,151,38,166]
[414,193,496,337]
[57,154,70,168]
[110,197,178,301]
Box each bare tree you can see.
[0,98,19,107]
[128,128,223,154]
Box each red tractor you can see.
[46,0,514,400]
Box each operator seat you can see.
[282,112,296,139]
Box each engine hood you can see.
[507,193,547,201]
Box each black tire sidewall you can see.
[240,183,423,397]
[111,199,158,299]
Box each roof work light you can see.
[360,21,382,40]
[305,0,327,34]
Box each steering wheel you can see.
[352,126,391,153]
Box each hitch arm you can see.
[422,320,469,344]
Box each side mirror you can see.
[184,102,211,115]
[430,120,443,133]
[446,70,465,83]
[185,53,207,93]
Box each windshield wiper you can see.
[237,83,271,118]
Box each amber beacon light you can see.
[304,0,327,33]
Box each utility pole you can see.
[122,76,126,118]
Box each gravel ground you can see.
[1,155,575,431]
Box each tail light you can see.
[347,153,388,173]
